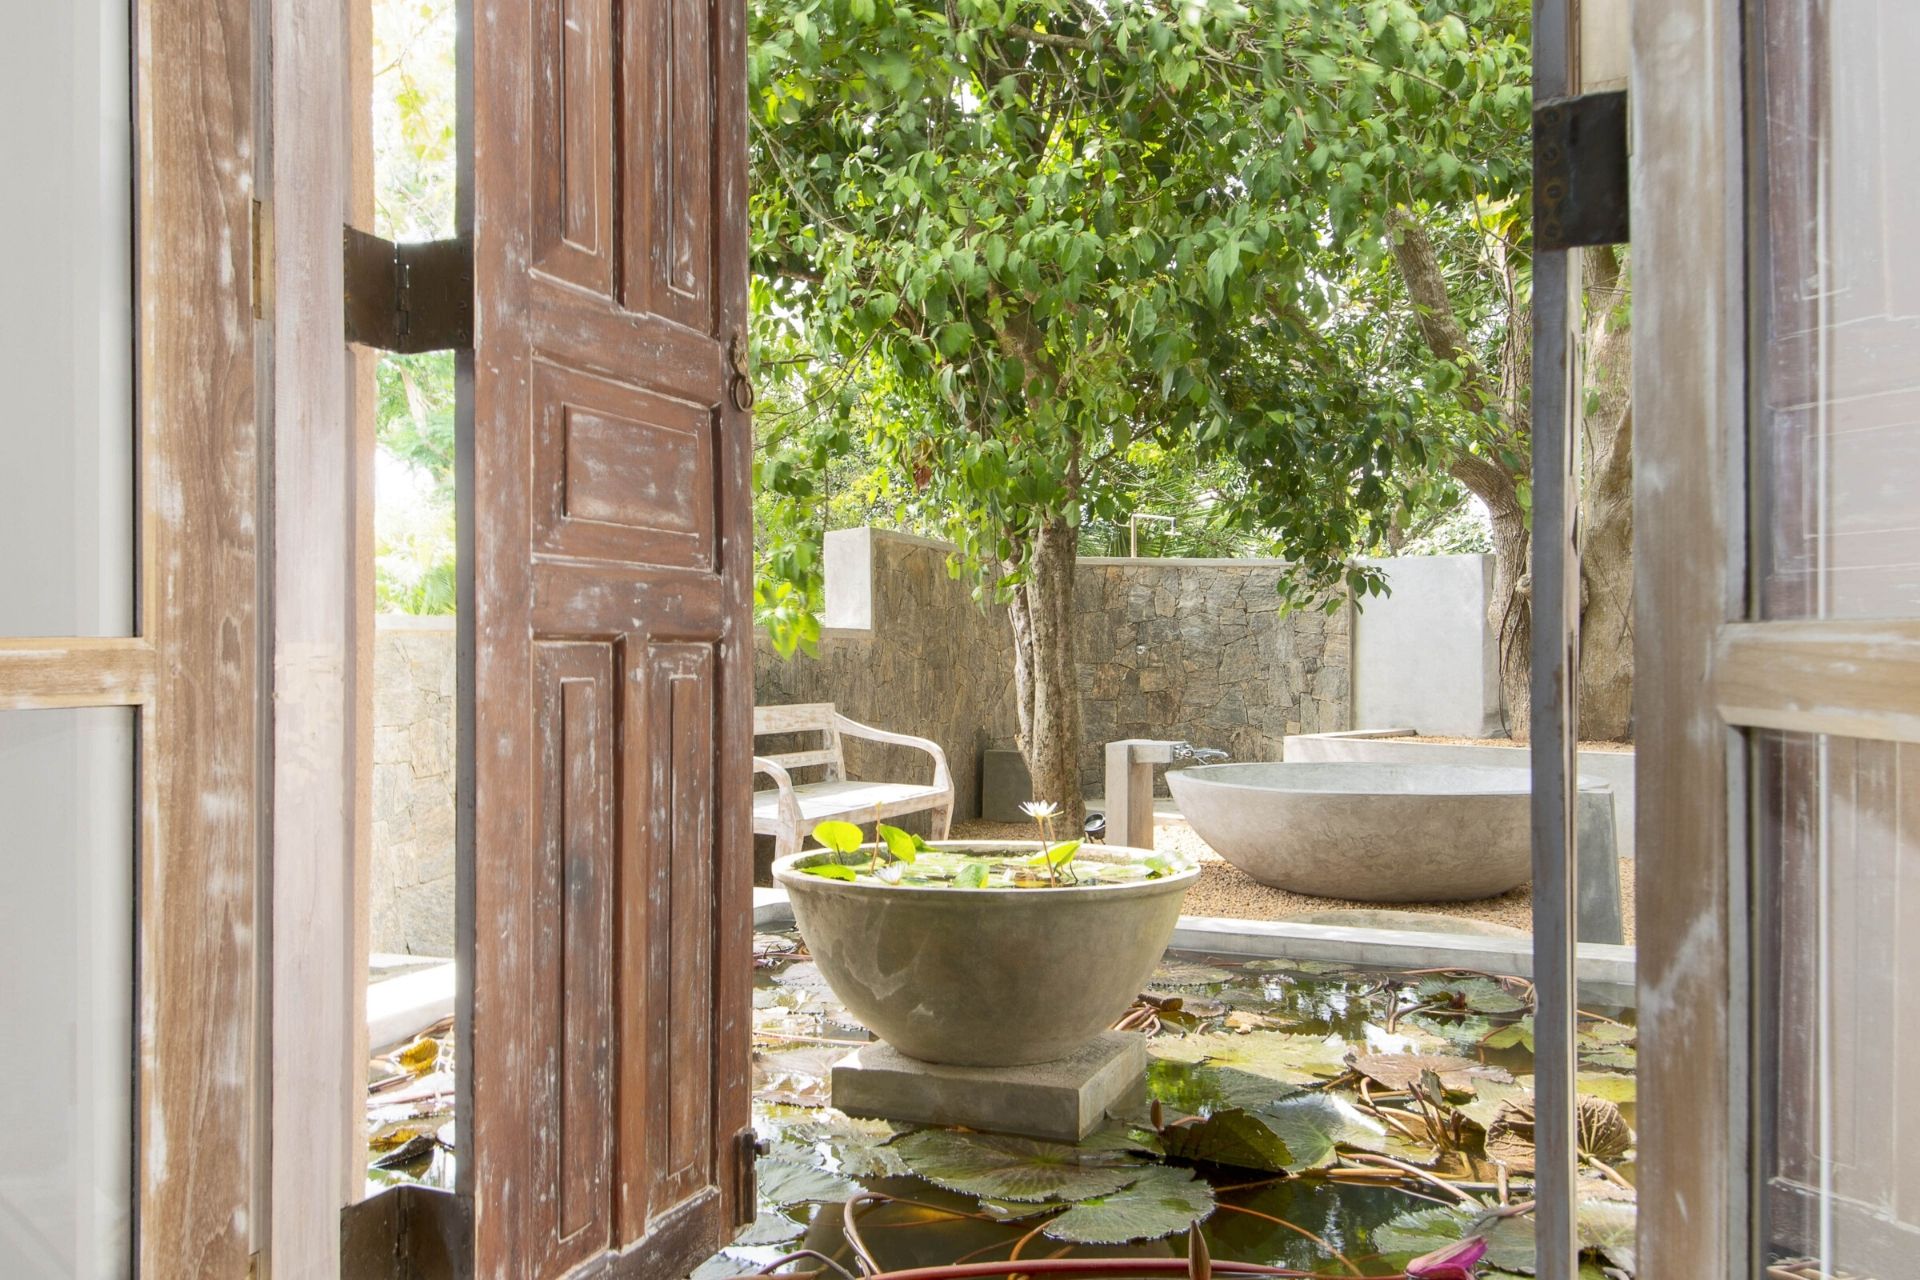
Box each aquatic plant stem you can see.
[1338,1154,1481,1206]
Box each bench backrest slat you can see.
[754,702,845,780]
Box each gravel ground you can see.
[950,815,1637,943]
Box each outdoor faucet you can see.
[1169,741,1230,765]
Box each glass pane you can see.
[0,709,133,1278]
[0,0,135,637]
[1752,2,1920,619]
[1755,730,1920,1278]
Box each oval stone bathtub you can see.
[1166,762,1543,901]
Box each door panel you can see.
[1743,2,1920,1273]
[470,0,751,1271]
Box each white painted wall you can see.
[1351,555,1504,737]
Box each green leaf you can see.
[732,1209,806,1247]
[811,820,865,855]
[876,823,918,863]
[889,1130,1146,1202]
[1254,1093,1390,1168]
[1027,839,1081,868]
[800,862,858,881]
[1041,1166,1215,1243]
[1157,1109,1293,1173]
[1149,1031,1351,1086]
[955,861,990,888]
[757,1157,858,1207]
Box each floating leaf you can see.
[1152,960,1233,988]
[801,862,857,881]
[758,1156,858,1207]
[733,1209,806,1247]
[1149,1061,1304,1115]
[811,821,865,855]
[1580,1044,1637,1071]
[777,1111,910,1178]
[1484,1098,1537,1173]
[1378,1208,1533,1276]
[1414,976,1530,1015]
[1256,1093,1391,1167]
[753,1045,843,1107]
[1042,1166,1215,1243]
[1482,1018,1534,1052]
[1149,1031,1350,1085]
[1242,958,1351,975]
[889,1129,1144,1202]
[1352,1052,1513,1093]
[1458,1080,1531,1132]
[1156,1108,1294,1173]
[876,823,918,863]
[1576,1072,1636,1106]
[1576,1096,1634,1162]
[955,861,990,888]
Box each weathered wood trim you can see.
[135,0,261,1268]
[0,637,155,709]
[1713,620,1920,743]
[265,0,360,1269]
[348,0,380,1213]
[1630,0,1750,1272]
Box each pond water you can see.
[788,844,1187,889]
[722,931,1640,1280]
[357,930,1639,1278]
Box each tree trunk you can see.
[1575,246,1634,740]
[1006,515,1086,826]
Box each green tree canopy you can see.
[750,0,1534,806]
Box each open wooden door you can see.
[465,1,755,1275]
[1635,0,1920,1273]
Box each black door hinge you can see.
[735,1128,767,1223]
[1533,89,1629,250]
[343,226,474,353]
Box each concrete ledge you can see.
[1171,915,1636,999]
[366,961,455,1052]
[832,1032,1147,1141]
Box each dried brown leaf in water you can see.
[1577,1095,1634,1162]
[1352,1052,1513,1093]
[1484,1097,1537,1174]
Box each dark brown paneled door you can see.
[467,0,754,1275]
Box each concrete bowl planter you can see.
[1167,761,1546,902]
[772,841,1197,1067]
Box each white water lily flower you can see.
[875,861,904,884]
[1019,800,1060,820]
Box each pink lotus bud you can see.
[1404,1235,1489,1280]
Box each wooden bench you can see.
[753,703,954,858]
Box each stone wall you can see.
[1073,559,1350,793]
[371,617,457,957]
[753,531,1357,804]
[754,529,1018,820]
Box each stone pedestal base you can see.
[831,1032,1147,1142]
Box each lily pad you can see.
[752,1045,843,1107]
[1415,975,1530,1015]
[777,1112,910,1178]
[1352,1052,1513,1093]
[1151,960,1234,988]
[1575,1072,1636,1105]
[889,1129,1145,1202]
[1255,1093,1391,1168]
[1042,1166,1216,1243]
[732,1209,806,1247]
[1377,1208,1535,1275]
[1483,1018,1535,1051]
[1149,1031,1351,1085]
[757,1156,858,1207]
[1458,1079,1531,1131]
[1156,1108,1294,1173]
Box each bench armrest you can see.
[832,714,952,793]
[753,756,804,827]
